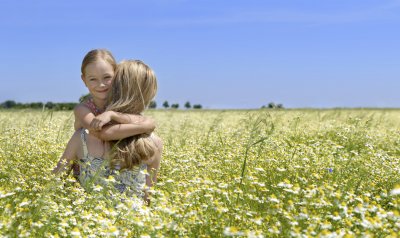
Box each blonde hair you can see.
[107,60,158,170]
[81,49,117,76]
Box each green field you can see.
[1,109,400,237]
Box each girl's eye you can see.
[89,78,96,81]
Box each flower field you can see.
[1,109,400,237]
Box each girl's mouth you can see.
[97,89,109,93]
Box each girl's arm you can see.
[90,118,156,141]
[74,104,96,130]
[75,105,155,140]
[52,131,80,175]
[89,111,156,141]
[90,111,152,130]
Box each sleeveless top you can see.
[77,129,147,198]
[72,97,104,177]
[83,97,105,116]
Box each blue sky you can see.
[1,0,399,109]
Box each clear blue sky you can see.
[1,0,400,109]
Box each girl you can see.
[71,49,156,177]
[53,60,162,204]
[74,48,116,130]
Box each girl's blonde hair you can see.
[107,60,158,169]
[81,49,117,76]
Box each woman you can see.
[53,60,162,204]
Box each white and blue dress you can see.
[77,129,147,199]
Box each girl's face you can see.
[82,59,114,102]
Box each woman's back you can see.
[78,129,147,198]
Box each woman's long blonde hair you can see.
[107,60,158,170]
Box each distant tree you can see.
[277,104,284,109]
[66,103,78,110]
[261,105,267,109]
[149,100,157,109]
[45,102,55,109]
[268,102,276,109]
[184,101,191,109]
[15,102,26,109]
[171,103,179,109]
[29,102,43,109]
[162,101,169,109]
[79,93,91,103]
[1,100,17,109]
[193,104,202,109]
[54,102,77,111]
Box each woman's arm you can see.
[52,131,80,175]
[143,135,163,205]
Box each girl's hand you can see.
[144,190,151,206]
[90,111,114,131]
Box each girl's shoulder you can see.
[81,97,103,116]
[74,103,92,124]
[74,98,102,116]
[74,101,92,114]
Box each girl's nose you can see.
[100,78,111,86]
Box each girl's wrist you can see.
[108,111,117,120]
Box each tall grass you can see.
[1,109,400,237]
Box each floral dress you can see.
[77,129,147,198]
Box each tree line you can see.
[1,99,281,110]
[261,102,284,109]
[0,100,77,110]
[0,99,203,110]
[150,101,202,109]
